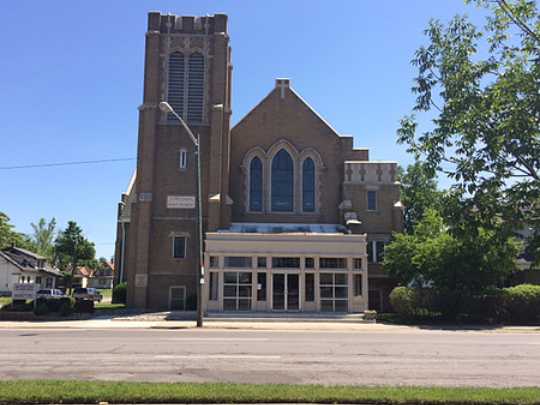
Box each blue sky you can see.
[0,1,487,258]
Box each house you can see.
[0,246,63,296]
[114,13,403,312]
[73,261,115,289]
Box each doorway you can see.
[272,273,299,311]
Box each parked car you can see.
[73,287,102,302]
[36,289,65,300]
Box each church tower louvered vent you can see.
[167,52,185,120]
[187,52,205,123]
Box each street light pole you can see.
[159,101,204,328]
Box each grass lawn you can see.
[94,302,126,311]
[98,288,112,298]
[0,381,539,404]
[0,297,11,308]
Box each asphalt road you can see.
[0,327,539,387]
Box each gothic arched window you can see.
[167,52,185,120]
[249,157,263,212]
[302,158,315,212]
[271,149,294,212]
[187,52,205,123]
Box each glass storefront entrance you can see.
[272,273,299,311]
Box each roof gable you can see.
[232,79,340,138]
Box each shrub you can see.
[112,283,127,304]
[389,287,418,317]
[59,298,75,316]
[34,302,50,316]
[502,284,540,323]
[364,310,377,321]
[74,299,95,313]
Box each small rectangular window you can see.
[209,256,219,268]
[367,190,377,211]
[367,241,374,264]
[173,236,186,258]
[305,273,315,302]
[209,272,218,301]
[224,256,252,268]
[354,258,362,270]
[179,150,188,169]
[257,272,266,301]
[257,257,267,268]
[376,241,386,263]
[320,258,346,269]
[305,257,315,269]
[272,257,300,268]
[354,274,362,296]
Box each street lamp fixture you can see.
[159,101,204,328]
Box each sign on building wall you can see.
[12,283,37,300]
[167,195,196,209]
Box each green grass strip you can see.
[0,381,539,404]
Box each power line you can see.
[0,158,136,170]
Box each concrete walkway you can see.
[0,317,538,334]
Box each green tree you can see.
[397,0,540,264]
[55,221,96,294]
[400,161,443,233]
[30,218,57,260]
[384,209,519,295]
[0,212,34,250]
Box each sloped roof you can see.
[232,79,341,138]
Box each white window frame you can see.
[367,190,378,211]
[172,236,187,259]
[179,149,188,170]
[169,285,186,310]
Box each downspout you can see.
[119,221,126,284]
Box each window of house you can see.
[187,52,204,123]
[367,190,377,211]
[173,236,186,258]
[167,52,185,121]
[249,157,263,211]
[209,256,219,268]
[179,149,188,169]
[320,258,346,269]
[305,257,315,269]
[354,274,363,296]
[376,241,386,263]
[223,272,252,311]
[305,273,315,302]
[320,272,348,312]
[224,256,252,268]
[302,158,315,212]
[354,258,362,270]
[257,257,267,268]
[208,272,219,301]
[257,272,266,301]
[271,257,300,268]
[46,277,53,288]
[271,149,294,212]
[367,241,386,263]
[35,276,42,285]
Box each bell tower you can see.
[126,12,233,309]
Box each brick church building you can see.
[114,12,403,313]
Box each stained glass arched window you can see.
[302,158,315,212]
[249,157,263,212]
[271,150,294,212]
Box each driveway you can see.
[0,325,539,387]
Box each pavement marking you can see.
[162,337,270,341]
[154,354,282,360]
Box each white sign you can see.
[12,283,37,300]
[167,195,196,209]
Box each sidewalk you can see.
[0,317,538,333]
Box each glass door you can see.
[272,273,285,310]
[272,273,299,311]
[287,274,299,310]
